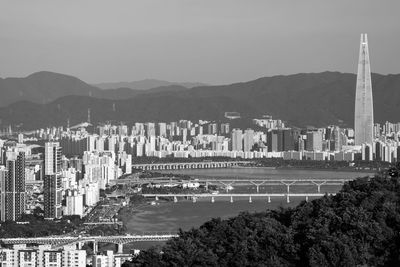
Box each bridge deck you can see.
[113,178,353,185]
[0,234,177,245]
[142,193,334,197]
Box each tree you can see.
[128,174,400,266]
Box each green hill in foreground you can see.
[125,174,400,266]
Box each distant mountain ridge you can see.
[1,71,400,130]
[0,71,190,107]
[93,78,207,90]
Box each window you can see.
[23,252,32,261]
[1,251,7,261]
[49,252,58,262]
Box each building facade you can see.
[44,142,62,219]
[354,33,374,145]
[0,152,25,221]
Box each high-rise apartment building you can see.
[243,129,255,152]
[64,190,84,217]
[207,123,218,135]
[267,129,295,152]
[332,126,342,151]
[45,142,62,176]
[44,142,62,219]
[306,130,323,152]
[0,152,25,221]
[93,251,123,267]
[354,33,374,145]
[231,129,243,151]
[220,123,230,135]
[157,122,167,137]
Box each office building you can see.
[354,33,374,145]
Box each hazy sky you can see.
[0,0,399,84]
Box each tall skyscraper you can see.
[44,142,62,219]
[354,33,374,145]
[0,152,26,221]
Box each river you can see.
[122,168,374,250]
[158,167,373,180]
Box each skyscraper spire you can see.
[354,33,374,145]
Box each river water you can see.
[123,168,374,250]
[158,167,372,180]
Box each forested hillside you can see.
[125,173,400,266]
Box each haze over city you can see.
[1,0,400,85]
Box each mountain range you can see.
[0,71,190,106]
[1,71,400,130]
[93,79,206,90]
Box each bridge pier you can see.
[249,196,252,203]
[117,243,124,254]
[173,196,178,203]
[211,196,215,203]
[230,196,233,203]
[155,196,159,201]
[305,195,309,202]
[192,196,197,203]
[286,194,290,203]
[268,196,271,203]
[311,181,327,193]
[250,181,266,193]
[281,181,296,194]
[220,181,234,193]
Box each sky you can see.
[0,0,399,85]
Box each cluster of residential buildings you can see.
[46,119,400,162]
[0,243,130,267]
[0,140,124,222]
[1,118,400,223]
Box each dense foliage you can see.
[0,211,123,238]
[125,175,400,266]
[0,215,83,238]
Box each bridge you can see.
[114,177,351,193]
[197,178,351,193]
[83,222,124,226]
[142,192,335,204]
[0,234,177,254]
[132,161,250,171]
